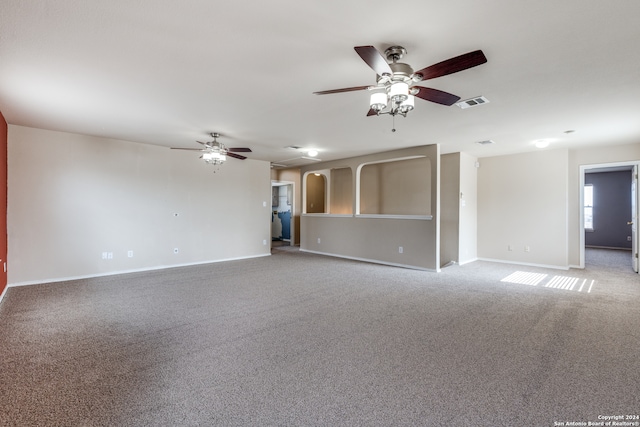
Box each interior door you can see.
[632,166,638,273]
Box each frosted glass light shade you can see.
[370,92,387,111]
[389,82,409,102]
[400,95,414,113]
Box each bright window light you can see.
[584,184,594,230]
[501,271,547,286]
[501,271,595,293]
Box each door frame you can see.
[271,180,295,245]
[579,160,640,271]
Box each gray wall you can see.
[585,171,632,249]
[299,145,440,271]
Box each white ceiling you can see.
[1,1,640,167]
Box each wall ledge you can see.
[355,214,433,220]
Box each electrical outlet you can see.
[628,236,632,241]
[127,250,134,258]
[263,240,267,245]
[508,245,513,252]
[398,246,403,254]
[317,238,321,244]
[525,246,530,252]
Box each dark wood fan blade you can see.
[413,87,461,106]
[196,140,208,146]
[354,46,392,76]
[367,108,378,116]
[227,147,252,152]
[227,152,247,160]
[414,50,487,81]
[313,85,371,95]
[170,147,205,151]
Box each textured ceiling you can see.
[1,1,640,166]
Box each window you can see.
[584,184,594,230]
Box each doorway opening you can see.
[579,161,639,273]
[271,181,294,248]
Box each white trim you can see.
[301,169,331,214]
[355,214,433,220]
[272,180,296,244]
[458,257,479,266]
[477,257,570,271]
[7,253,271,288]
[579,160,640,269]
[0,284,8,305]
[299,249,437,272]
[302,213,352,218]
[301,213,434,220]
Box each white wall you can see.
[440,152,478,267]
[459,152,478,265]
[440,153,460,266]
[478,149,569,268]
[8,126,272,285]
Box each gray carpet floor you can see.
[0,248,638,426]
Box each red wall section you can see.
[0,110,6,295]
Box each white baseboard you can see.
[0,284,8,305]
[7,253,272,288]
[299,249,438,272]
[477,257,570,271]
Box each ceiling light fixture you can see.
[202,134,228,165]
[315,45,487,126]
[534,139,551,148]
[307,149,318,157]
[170,133,251,169]
[367,47,422,119]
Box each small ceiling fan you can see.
[170,133,252,165]
[313,45,487,117]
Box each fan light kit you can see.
[170,133,252,168]
[314,45,487,124]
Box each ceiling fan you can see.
[170,133,252,165]
[313,45,487,117]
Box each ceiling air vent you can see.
[457,96,490,109]
[476,139,495,146]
